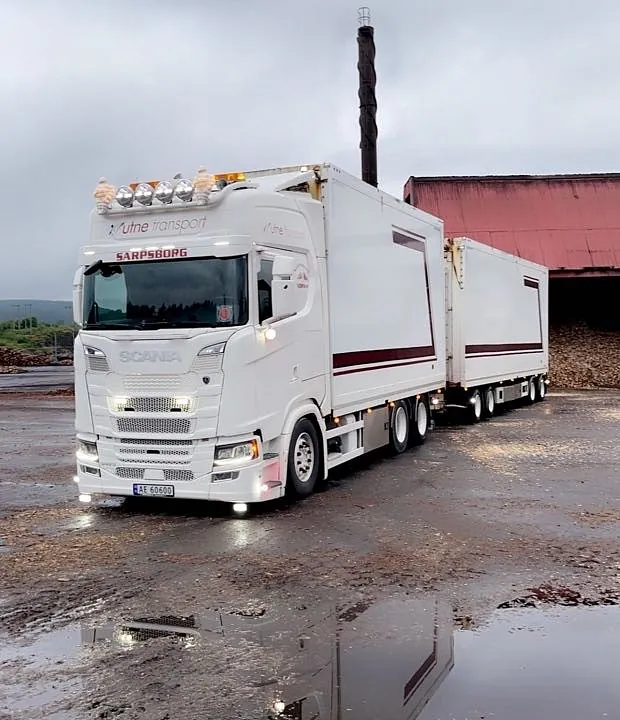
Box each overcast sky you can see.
[2,0,619,300]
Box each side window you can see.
[258,258,273,323]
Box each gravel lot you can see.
[1,389,619,718]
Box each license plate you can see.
[132,484,175,498]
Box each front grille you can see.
[111,397,194,413]
[164,469,194,482]
[116,467,144,480]
[119,447,190,458]
[114,467,194,482]
[88,356,110,372]
[116,418,192,435]
[120,438,193,446]
[123,375,183,394]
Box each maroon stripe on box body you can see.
[334,356,436,377]
[465,342,543,356]
[333,345,436,369]
[524,277,539,289]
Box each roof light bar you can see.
[94,167,247,214]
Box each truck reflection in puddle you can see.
[81,596,454,719]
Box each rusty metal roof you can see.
[404,173,620,276]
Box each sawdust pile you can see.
[550,324,620,389]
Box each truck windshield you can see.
[82,256,248,330]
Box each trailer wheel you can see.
[468,389,483,423]
[536,375,547,401]
[287,418,320,498]
[389,401,410,454]
[410,398,429,445]
[526,378,536,405]
[483,386,495,418]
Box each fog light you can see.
[79,493,92,504]
[232,503,248,514]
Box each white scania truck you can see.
[73,164,447,510]
[73,163,548,511]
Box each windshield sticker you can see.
[216,305,233,323]
[293,264,309,289]
[115,248,188,262]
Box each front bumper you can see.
[75,447,284,504]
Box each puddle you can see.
[3,598,620,719]
[418,605,620,720]
[0,626,82,719]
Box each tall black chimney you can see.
[357,7,378,188]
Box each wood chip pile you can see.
[550,324,620,389]
[0,346,43,372]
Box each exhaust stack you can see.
[357,7,378,188]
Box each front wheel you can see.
[287,418,320,498]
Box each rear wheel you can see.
[483,386,495,418]
[287,418,320,498]
[389,401,410,454]
[410,397,429,445]
[526,378,536,405]
[536,375,547,401]
[468,389,483,423]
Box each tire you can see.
[410,397,429,445]
[483,386,495,418]
[468,389,483,423]
[389,400,410,454]
[536,375,547,402]
[287,418,320,498]
[526,378,536,405]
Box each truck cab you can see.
[74,167,330,508]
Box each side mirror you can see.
[271,257,309,321]
[73,268,83,326]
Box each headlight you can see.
[115,185,134,208]
[84,346,106,358]
[198,342,226,357]
[214,439,260,466]
[154,180,175,204]
[134,183,154,206]
[76,439,98,464]
[175,179,195,202]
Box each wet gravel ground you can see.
[1,390,620,718]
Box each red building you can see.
[403,173,620,278]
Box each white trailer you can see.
[444,236,549,421]
[73,164,446,509]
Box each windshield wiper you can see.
[84,321,146,330]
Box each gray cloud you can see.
[1,0,619,299]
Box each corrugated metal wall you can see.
[404,174,620,276]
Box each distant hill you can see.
[0,300,72,325]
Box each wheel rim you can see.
[539,378,546,398]
[394,406,408,444]
[486,389,495,413]
[294,432,315,483]
[417,401,428,435]
[473,392,482,418]
[530,381,536,401]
